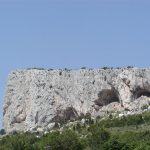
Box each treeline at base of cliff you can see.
[1,111,150,150]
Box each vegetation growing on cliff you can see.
[1,111,150,150]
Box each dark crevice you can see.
[35,112,38,124]
[51,107,78,124]
[94,88,120,107]
[133,87,150,99]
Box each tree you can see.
[88,127,110,149]
[39,130,84,150]
[103,138,133,150]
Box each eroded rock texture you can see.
[3,68,150,132]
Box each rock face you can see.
[3,68,150,132]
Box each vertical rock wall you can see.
[3,68,150,132]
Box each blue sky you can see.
[0,0,150,128]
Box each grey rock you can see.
[47,123,55,130]
[3,68,150,133]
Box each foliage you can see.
[0,132,39,150]
[141,104,148,110]
[87,127,110,149]
[1,111,150,150]
[38,130,84,150]
[103,138,133,150]
[0,129,6,135]
[97,113,148,128]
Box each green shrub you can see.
[143,112,150,124]
[38,130,84,150]
[97,114,145,128]
[2,111,150,150]
[141,105,148,110]
[0,133,39,150]
[0,129,6,135]
[134,143,150,150]
[103,138,133,150]
[88,127,110,149]
[126,114,144,126]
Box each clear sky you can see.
[0,0,150,128]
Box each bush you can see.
[38,130,84,150]
[2,111,150,150]
[97,113,145,128]
[134,143,150,150]
[143,112,150,124]
[103,138,133,150]
[0,129,6,135]
[88,127,110,149]
[126,114,144,126]
[141,105,148,110]
[0,133,39,150]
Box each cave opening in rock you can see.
[133,87,150,99]
[51,107,78,124]
[94,88,120,107]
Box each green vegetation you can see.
[1,111,150,150]
[141,104,149,110]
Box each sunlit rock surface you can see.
[3,68,150,132]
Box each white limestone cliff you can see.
[3,68,150,133]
